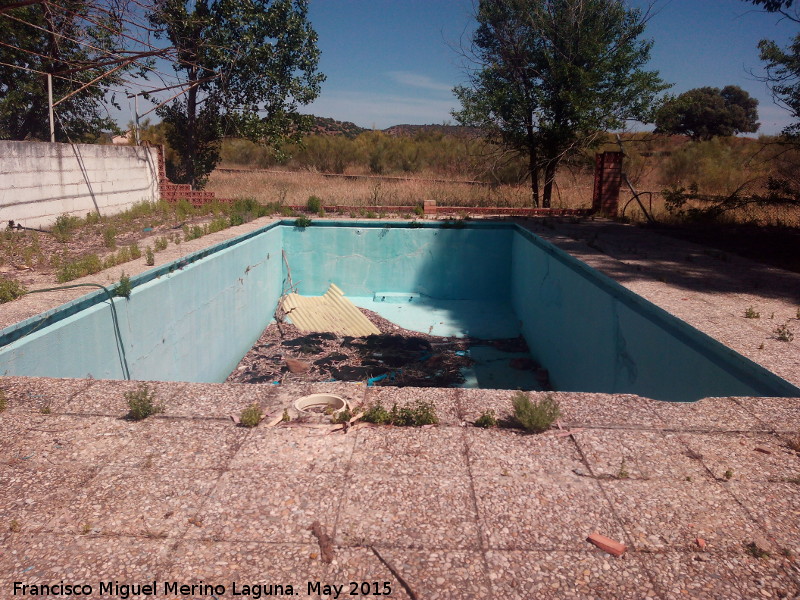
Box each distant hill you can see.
[382,123,482,138]
[310,116,367,138]
[308,116,482,139]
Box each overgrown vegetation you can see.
[0,277,26,303]
[511,391,560,433]
[124,384,163,421]
[361,400,438,427]
[55,253,103,283]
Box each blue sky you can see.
[300,0,798,135]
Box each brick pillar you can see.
[592,151,623,216]
[423,199,437,217]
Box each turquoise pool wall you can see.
[510,228,799,400]
[281,222,512,299]
[0,225,282,382]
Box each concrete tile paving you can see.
[0,378,798,599]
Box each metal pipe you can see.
[47,72,54,142]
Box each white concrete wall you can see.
[0,140,160,228]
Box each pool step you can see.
[373,292,421,303]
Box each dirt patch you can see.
[227,308,532,388]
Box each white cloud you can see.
[302,89,459,129]
[387,71,454,94]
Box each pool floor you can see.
[348,295,543,390]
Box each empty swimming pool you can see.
[0,220,797,402]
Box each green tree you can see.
[0,1,122,141]
[654,86,759,140]
[149,0,324,188]
[453,0,667,207]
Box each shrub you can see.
[307,195,322,213]
[145,246,155,266]
[239,403,262,427]
[0,277,27,303]
[512,391,560,433]
[745,306,760,319]
[154,237,168,252]
[124,384,163,420]
[295,216,312,228]
[129,244,142,260]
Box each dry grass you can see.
[206,167,594,210]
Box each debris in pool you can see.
[228,307,544,389]
[280,283,380,336]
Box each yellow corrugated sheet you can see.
[281,283,380,337]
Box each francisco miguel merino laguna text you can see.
[12,580,295,598]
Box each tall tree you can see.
[149,0,324,187]
[0,1,123,141]
[742,0,800,136]
[654,86,759,140]
[453,0,668,207]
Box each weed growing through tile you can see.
[0,389,6,412]
[361,401,391,424]
[331,407,352,424]
[617,459,630,479]
[512,391,560,433]
[745,306,760,319]
[474,409,498,428]
[774,323,794,342]
[239,403,262,427]
[80,522,92,535]
[361,400,438,426]
[0,277,27,303]
[786,475,800,485]
[39,405,51,415]
[9,519,21,532]
[787,435,800,453]
[115,273,132,299]
[745,541,771,559]
[124,384,163,421]
[758,342,765,350]
[723,469,734,480]
[281,408,291,422]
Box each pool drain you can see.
[294,393,348,415]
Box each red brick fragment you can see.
[696,537,707,550]
[587,532,626,557]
